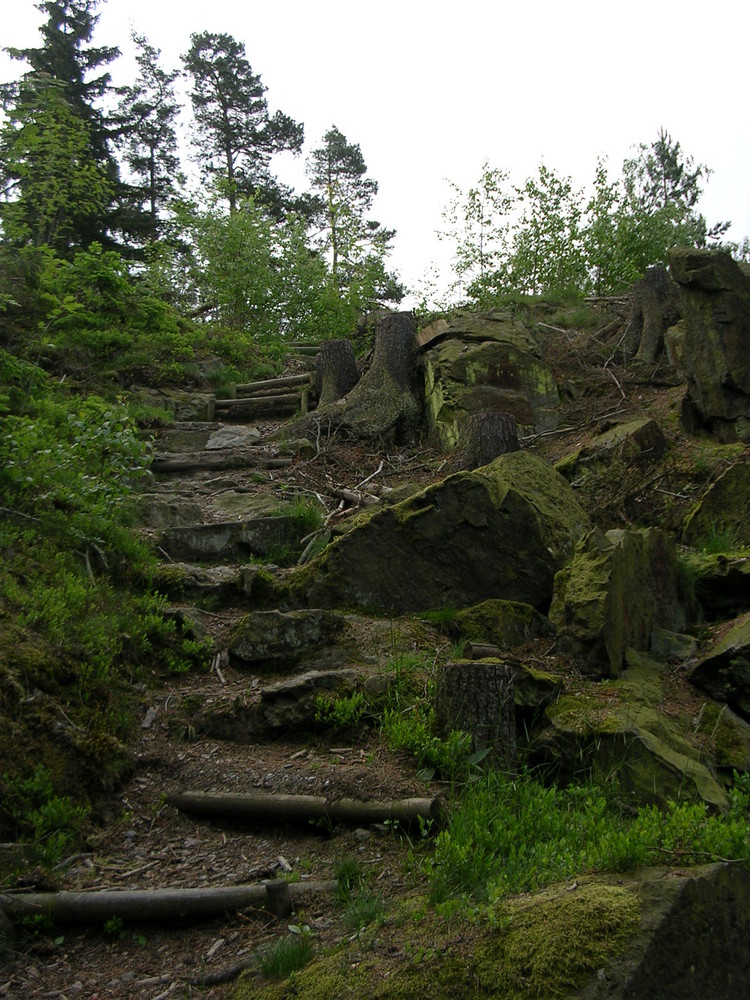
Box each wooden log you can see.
[0,880,336,925]
[167,791,443,827]
[214,394,301,409]
[152,452,292,473]
[234,374,311,395]
[465,642,504,660]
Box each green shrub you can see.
[3,766,89,868]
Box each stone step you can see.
[158,516,307,563]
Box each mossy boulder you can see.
[688,612,750,717]
[453,599,554,649]
[556,418,667,481]
[284,451,589,613]
[420,310,559,450]
[549,527,684,677]
[229,609,347,670]
[681,461,750,549]
[540,652,731,811]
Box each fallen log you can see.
[0,879,336,926]
[152,452,292,473]
[167,791,443,827]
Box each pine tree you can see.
[306,125,401,304]
[1,0,124,250]
[182,32,303,214]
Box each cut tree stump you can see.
[166,791,443,827]
[315,339,360,405]
[448,411,519,471]
[0,880,336,925]
[622,265,681,364]
[435,660,516,769]
[280,312,420,444]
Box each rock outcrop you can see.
[420,310,559,450]
[666,247,750,441]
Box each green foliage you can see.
[257,932,314,980]
[315,692,367,731]
[698,523,741,554]
[426,770,750,903]
[3,765,89,868]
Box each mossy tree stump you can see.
[622,265,681,364]
[435,660,516,769]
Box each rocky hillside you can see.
[1,248,749,998]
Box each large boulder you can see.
[420,310,560,450]
[549,527,684,677]
[666,247,750,442]
[285,451,589,613]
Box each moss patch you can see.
[236,884,639,1000]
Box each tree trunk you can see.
[435,660,515,769]
[315,339,360,405]
[622,266,681,363]
[448,411,519,471]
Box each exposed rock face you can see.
[286,451,589,613]
[688,612,750,717]
[666,247,750,441]
[420,310,559,450]
[681,461,750,548]
[549,527,683,677]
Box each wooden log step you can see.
[167,791,444,827]
[215,394,301,409]
[0,879,336,925]
[233,374,311,395]
[151,451,292,473]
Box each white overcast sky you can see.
[3,0,749,302]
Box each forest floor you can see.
[1,314,741,999]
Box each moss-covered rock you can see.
[229,609,347,671]
[453,599,554,649]
[550,527,684,677]
[283,451,589,613]
[420,311,559,450]
[540,651,731,811]
[667,246,750,442]
[555,418,667,482]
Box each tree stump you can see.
[622,266,681,364]
[279,312,420,444]
[448,411,519,471]
[315,339,360,406]
[435,660,515,769]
